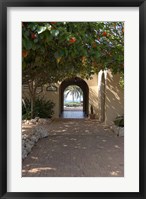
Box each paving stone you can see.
[22,119,124,177]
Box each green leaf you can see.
[32,43,37,50]
[34,38,38,43]
[54,50,64,59]
[24,40,32,50]
[22,22,124,85]
[50,30,59,37]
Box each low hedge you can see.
[114,116,124,127]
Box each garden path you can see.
[22,118,124,177]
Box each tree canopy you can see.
[22,22,124,85]
[22,22,124,118]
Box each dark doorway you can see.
[59,77,89,118]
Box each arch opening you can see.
[64,85,83,111]
[59,77,89,118]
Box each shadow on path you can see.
[22,119,124,177]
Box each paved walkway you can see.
[22,119,124,177]
[62,110,85,118]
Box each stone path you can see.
[22,119,124,177]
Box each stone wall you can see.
[22,118,52,160]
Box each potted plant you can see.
[89,105,96,119]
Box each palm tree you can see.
[64,85,83,102]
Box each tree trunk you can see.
[30,95,35,119]
[28,81,36,119]
[72,94,74,102]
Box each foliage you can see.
[22,22,124,85]
[119,72,124,89]
[22,98,31,119]
[64,85,83,102]
[114,116,124,127]
[22,22,124,119]
[22,97,55,119]
[64,102,82,107]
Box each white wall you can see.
[22,71,124,123]
[104,70,124,125]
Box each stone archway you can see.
[59,77,89,117]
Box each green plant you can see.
[119,72,124,89]
[114,116,124,127]
[22,98,31,119]
[22,97,55,119]
[64,102,82,107]
[34,98,55,118]
[64,85,83,103]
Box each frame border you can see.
[0,0,146,198]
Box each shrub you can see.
[22,97,55,119]
[22,98,31,120]
[64,102,82,107]
[114,116,124,127]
